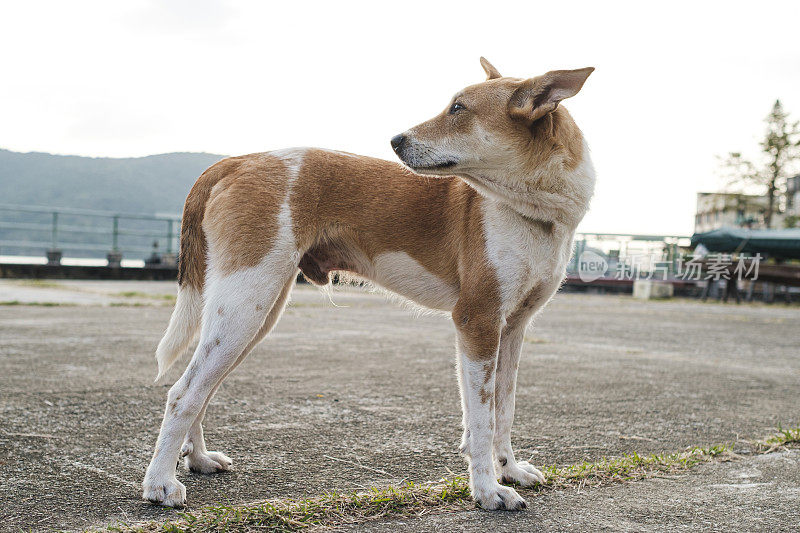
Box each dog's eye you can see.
[449,102,466,114]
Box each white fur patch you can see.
[155,285,203,380]
[370,251,459,312]
[318,148,360,159]
[270,147,307,186]
[481,201,568,314]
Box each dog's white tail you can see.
[155,285,203,381]
[154,162,227,380]
[154,162,224,381]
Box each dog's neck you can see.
[458,145,595,231]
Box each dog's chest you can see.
[369,251,460,311]
[481,203,572,314]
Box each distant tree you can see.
[720,100,800,228]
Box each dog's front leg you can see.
[493,317,545,487]
[454,308,527,511]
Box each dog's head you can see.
[391,58,593,182]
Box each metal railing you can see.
[570,232,692,278]
[0,203,181,264]
[0,203,693,275]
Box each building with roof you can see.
[694,192,769,233]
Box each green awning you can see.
[691,227,800,259]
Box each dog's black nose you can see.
[390,134,406,153]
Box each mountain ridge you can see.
[0,148,226,214]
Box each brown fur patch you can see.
[454,306,502,361]
[480,57,502,80]
[203,154,289,276]
[483,362,494,384]
[289,150,471,289]
[177,157,244,289]
[453,239,504,360]
[546,107,584,171]
[479,387,493,405]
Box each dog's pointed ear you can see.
[480,57,502,80]
[508,67,594,125]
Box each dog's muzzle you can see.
[390,134,407,155]
[390,133,458,172]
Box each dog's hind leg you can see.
[181,275,296,474]
[142,257,298,507]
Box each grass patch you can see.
[115,478,474,533]
[113,291,176,301]
[539,444,730,489]
[755,425,800,452]
[113,479,471,533]
[13,279,64,289]
[0,300,74,307]
[106,428,800,532]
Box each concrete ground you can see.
[0,279,798,531]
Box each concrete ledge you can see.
[633,279,674,299]
[0,262,177,281]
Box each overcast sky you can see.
[2,1,799,235]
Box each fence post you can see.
[572,238,585,272]
[671,242,678,276]
[106,215,123,267]
[166,219,174,254]
[46,211,62,265]
[112,216,119,251]
[51,212,58,248]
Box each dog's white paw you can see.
[516,461,546,480]
[184,450,232,474]
[473,481,527,511]
[499,460,545,487]
[142,476,186,508]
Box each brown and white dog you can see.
[142,58,595,511]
